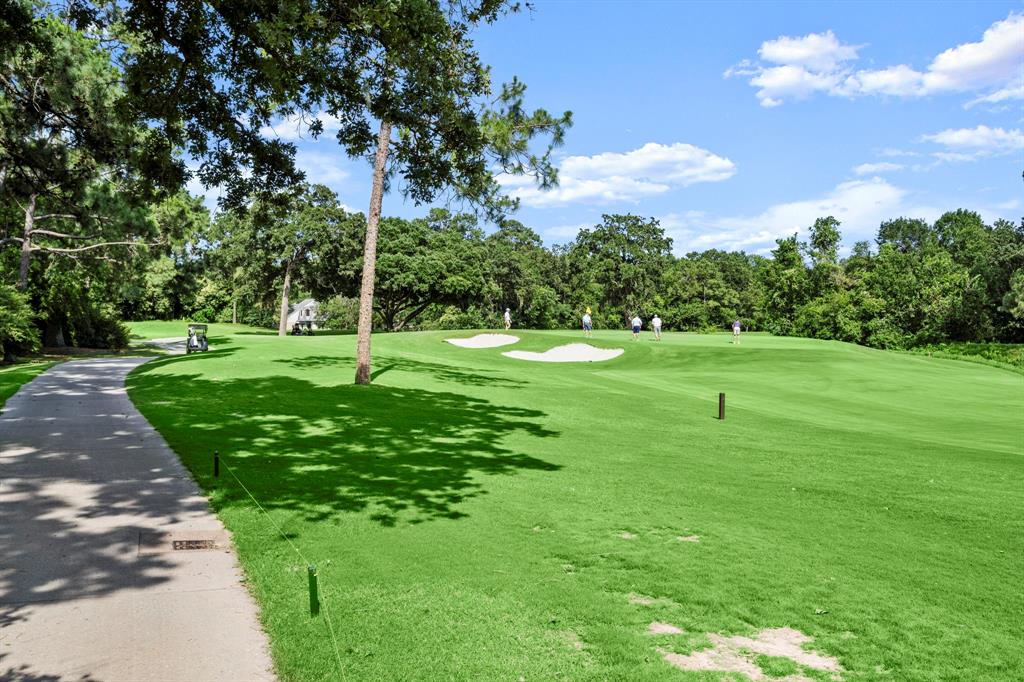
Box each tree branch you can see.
[28,229,102,240]
[31,239,159,254]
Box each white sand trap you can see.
[503,343,624,363]
[658,627,843,681]
[445,333,519,348]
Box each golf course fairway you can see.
[125,326,1024,681]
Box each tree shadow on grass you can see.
[271,354,528,388]
[129,368,560,526]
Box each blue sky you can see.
[197,1,1024,255]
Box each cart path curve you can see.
[0,357,275,682]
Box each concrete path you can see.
[0,358,275,682]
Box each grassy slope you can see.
[125,319,273,340]
[0,361,55,409]
[127,328,1024,682]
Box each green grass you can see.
[125,319,274,340]
[0,361,56,409]
[126,327,1024,681]
[908,342,1024,375]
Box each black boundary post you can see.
[214,450,220,478]
[718,393,725,420]
[308,565,320,616]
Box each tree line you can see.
[115,185,1024,349]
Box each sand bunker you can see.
[445,333,519,348]
[658,627,842,681]
[502,343,624,363]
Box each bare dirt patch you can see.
[657,627,842,681]
[445,333,519,348]
[629,593,681,608]
[620,531,637,540]
[676,535,700,542]
[563,630,585,651]
[502,343,624,363]
[648,622,684,635]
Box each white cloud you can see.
[727,12,1024,107]
[758,30,861,72]
[965,81,1024,108]
[295,150,350,188]
[920,125,1024,162]
[500,142,736,207]
[877,148,921,158]
[920,125,1024,149]
[853,162,904,175]
[660,178,932,254]
[259,112,343,140]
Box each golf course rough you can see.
[125,324,1024,681]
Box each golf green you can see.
[126,326,1024,681]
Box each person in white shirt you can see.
[631,314,642,340]
[503,308,512,330]
[582,308,593,338]
[651,314,662,341]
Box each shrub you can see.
[0,284,40,360]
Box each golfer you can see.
[582,308,593,338]
[651,314,662,341]
[504,308,512,330]
[631,313,642,340]
[732,319,741,344]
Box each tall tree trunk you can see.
[232,299,237,324]
[17,193,37,291]
[354,119,392,385]
[278,259,293,336]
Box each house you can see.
[286,298,320,330]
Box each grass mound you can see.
[127,327,1023,681]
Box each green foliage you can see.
[318,296,360,330]
[567,214,672,326]
[0,283,38,358]
[908,342,1024,374]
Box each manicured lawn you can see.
[126,327,1024,681]
[0,361,56,409]
[125,319,274,340]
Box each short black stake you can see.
[308,565,320,616]
[214,450,220,478]
[718,393,725,420]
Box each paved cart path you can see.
[0,358,275,682]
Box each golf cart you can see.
[291,320,314,336]
[186,323,209,353]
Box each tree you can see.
[760,234,809,335]
[485,221,562,328]
[568,215,672,326]
[0,283,37,361]
[209,185,355,336]
[0,15,170,290]
[371,211,490,331]
[327,22,572,383]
